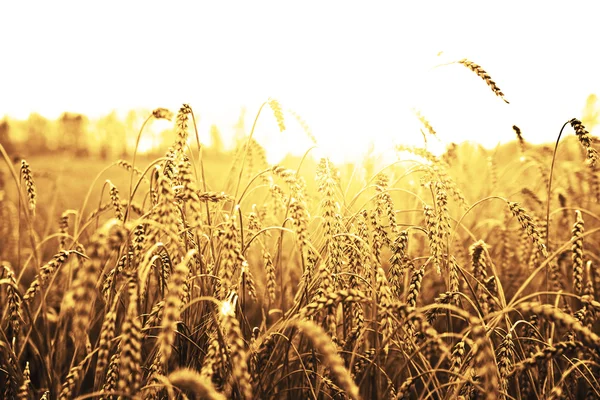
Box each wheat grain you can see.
[152,107,173,120]
[168,368,226,400]
[508,201,547,257]
[388,230,409,300]
[217,216,240,300]
[20,159,36,215]
[173,104,192,153]
[95,293,120,381]
[107,180,123,221]
[295,319,360,400]
[67,219,124,346]
[16,361,30,400]
[2,263,20,346]
[219,295,253,400]
[299,289,368,320]
[376,266,395,350]
[101,351,120,399]
[513,125,526,153]
[518,302,600,348]
[510,340,582,375]
[59,359,85,400]
[267,98,286,132]
[496,332,513,395]
[424,204,442,274]
[406,264,424,308]
[118,276,143,396]
[571,210,584,294]
[458,59,509,103]
[157,250,195,371]
[570,118,599,167]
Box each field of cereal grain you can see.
[2,65,600,400]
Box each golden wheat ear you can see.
[168,368,226,400]
[267,98,286,132]
[570,118,599,167]
[411,108,437,138]
[20,159,36,215]
[457,59,509,104]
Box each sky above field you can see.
[2,1,600,162]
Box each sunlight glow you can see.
[134,137,155,154]
[220,300,234,317]
[2,2,600,162]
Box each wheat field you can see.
[2,66,600,400]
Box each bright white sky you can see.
[2,1,600,162]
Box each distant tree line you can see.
[0,109,234,160]
[1,112,94,158]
